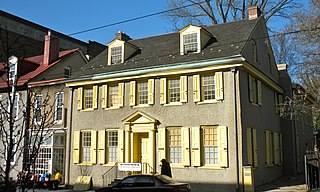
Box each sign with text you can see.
[118,163,142,171]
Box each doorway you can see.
[133,133,150,173]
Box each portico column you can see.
[124,123,131,163]
[149,125,156,173]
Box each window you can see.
[191,126,228,167]
[129,79,154,106]
[265,130,282,166]
[168,128,182,164]
[34,94,42,123]
[5,137,17,165]
[109,85,119,107]
[247,127,258,168]
[64,66,71,78]
[248,75,262,105]
[81,131,91,163]
[73,130,97,164]
[107,131,118,163]
[160,76,187,104]
[111,46,122,64]
[137,81,148,105]
[183,33,198,54]
[55,92,64,122]
[77,86,98,110]
[193,72,224,102]
[101,83,124,109]
[203,126,219,165]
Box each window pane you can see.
[35,95,42,122]
[108,131,118,162]
[111,46,122,64]
[137,81,148,104]
[168,128,181,163]
[82,132,91,163]
[169,79,180,103]
[202,75,215,100]
[109,85,119,107]
[183,33,198,53]
[203,126,219,165]
[85,88,93,109]
[55,92,63,121]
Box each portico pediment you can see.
[122,111,158,124]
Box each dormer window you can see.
[183,33,198,54]
[111,46,122,64]
[179,25,212,55]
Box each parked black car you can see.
[96,174,191,192]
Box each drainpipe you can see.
[231,68,240,191]
[65,87,74,187]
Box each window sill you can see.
[54,120,63,125]
[132,104,150,108]
[196,100,220,105]
[80,108,95,112]
[105,106,121,110]
[198,165,225,170]
[77,163,94,166]
[170,164,185,168]
[102,162,117,166]
[164,102,183,107]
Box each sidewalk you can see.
[256,175,308,192]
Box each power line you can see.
[68,0,209,36]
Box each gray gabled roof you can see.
[70,17,260,80]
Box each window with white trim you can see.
[193,72,224,102]
[111,46,122,64]
[168,128,182,164]
[77,86,98,110]
[5,137,17,165]
[203,126,219,165]
[183,33,198,54]
[129,79,154,106]
[160,76,187,104]
[9,93,19,119]
[55,92,64,122]
[81,131,91,163]
[107,131,118,163]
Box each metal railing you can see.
[305,150,320,190]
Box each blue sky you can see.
[1,0,307,45]
[1,1,172,44]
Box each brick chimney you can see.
[116,31,131,41]
[248,6,261,20]
[43,31,60,65]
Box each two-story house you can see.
[0,32,88,180]
[65,7,313,192]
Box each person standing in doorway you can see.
[160,159,172,178]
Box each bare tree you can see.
[0,27,58,192]
[164,0,300,28]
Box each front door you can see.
[132,133,150,174]
[141,138,149,174]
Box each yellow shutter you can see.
[180,76,188,102]
[93,86,98,109]
[191,127,201,166]
[91,131,97,164]
[148,79,154,104]
[247,128,253,166]
[160,78,167,104]
[98,130,106,164]
[249,75,254,103]
[218,126,228,167]
[73,131,80,164]
[130,81,136,106]
[118,83,124,107]
[215,72,224,100]
[258,80,262,105]
[181,127,190,166]
[273,132,280,165]
[193,75,200,102]
[265,130,271,166]
[77,87,83,110]
[101,85,107,108]
[158,128,166,160]
[252,128,258,168]
[117,129,124,163]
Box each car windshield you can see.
[155,175,178,184]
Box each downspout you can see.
[65,87,74,187]
[232,68,240,191]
